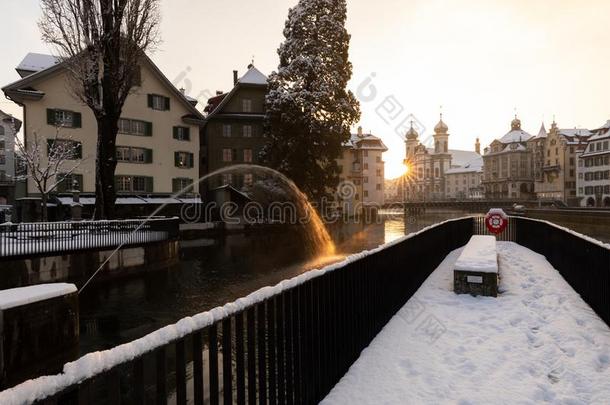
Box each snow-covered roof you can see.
[535,123,547,138]
[499,129,532,144]
[450,149,481,167]
[559,128,591,137]
[16,53,60,77]
[345,132,388,151]
[238,66,267,85]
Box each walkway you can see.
[322,242,610,404]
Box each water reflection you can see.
[79,209,609,355]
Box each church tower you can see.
[433,113,449,154]
[405,121,419,160]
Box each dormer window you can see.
[242,99,252,112]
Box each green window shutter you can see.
[73,112,82,128]
[172,178,178,193]
[75,142,83,159]
[188,153,194,168]
[56,173,66,193]
[165,97,170,110]
[185,127,190,140]
[114,176,120,190]
[147,94,153,108]
[145,122,153,136]
[172,126,178,139]
[145,177,153,193]
[47,109,56,125]
[174,152,179,167]
[232,149,237,162]
[145,149,153,163]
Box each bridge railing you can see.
[5,218,471,405]
[0,217,180,260]
[3,216,609,404]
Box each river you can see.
[78,209,610,355]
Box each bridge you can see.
[2,216,609,404]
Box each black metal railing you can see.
[0,218,180,259]
[27,218,472,405]
[7,215,608,404]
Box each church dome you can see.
[406,122,419,139]
[434,117,448,134]
[511,116,522,130]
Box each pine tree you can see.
[261,0,360,202]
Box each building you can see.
[201,65,267,191]
[337,126,388,213]
[482,116,534,199]
[528,120,590,205]
[2,52,205,213]
[444,154,484,200]
[0,110,21,205]
[577,120,610,207]
[404,116,481,201]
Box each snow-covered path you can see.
[322,242,610,404]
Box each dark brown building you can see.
[201,65,268,191]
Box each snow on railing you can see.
[0,216,472,404]
[0,217,179,258]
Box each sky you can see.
[1,0,610,178]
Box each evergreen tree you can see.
[261,0,360,202]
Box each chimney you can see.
[357,126,363,137]
[216,90,223,96]
[475,137,481,154]
[233,70,238,85]
[179,87,185,95]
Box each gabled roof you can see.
[450,149,481,167]
[0,109,22,132]
[2,52,205,123]
[16,53,60,77]
[345,132,388,151]
[204,65,268,120]
[238,66,267,85]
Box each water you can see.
[78,210,471,354]
[78,208,610,355]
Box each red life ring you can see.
[485,210,508,234]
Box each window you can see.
[222,148,233,162]
[364,176,369,183]
[364,190,369,198]
[243,125,252,137]
[376,184,381,190]
[604,141,609,151]
[46,109,82,128]
[118,118,152,136]
[115,175,153,193]
[56,173,84,193]
[597,143,602,151]
[47,139,82,160]
[364,150,368,157]
[172,177,194,193]
[222,173,233,185]
[0,140,4,150]
[244,173,253,186]
[364,163,369,170]
[116,146,152,163]
[0,126,4,135]
[376,169,382,177]
[242,99,252,112]
[243,149,253,163]
[0,154,5,165]
[376,156,381,163]
[223,124,232,137]
[174,151,194,168]
[148,94,170,111]
[173,126,190,141]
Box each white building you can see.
[576,120,610,207]
[444,155,484,200]
[337,127,388,214]
[0,109,20,205]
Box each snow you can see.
[0,217,468,405]
[16,53,59,75]
[454,235,497,273]
[0,283,77,310]
[487,208,508,218]
[322,242,610,404]
[499,129,532,144]
[238,66,268,85]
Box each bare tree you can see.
[14,127,84,222]
[38,0,161,219]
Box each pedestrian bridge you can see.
[1,216,609,404]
